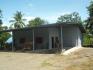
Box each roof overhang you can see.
[0,22,85,33]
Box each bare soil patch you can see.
[0,47,93,70]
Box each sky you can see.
[0,0,90,27]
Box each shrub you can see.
[82,33,93,47]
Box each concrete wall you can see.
[12,25,82,50]
[48,27,60,49]
[62,25,82,50]
[34,28,49,50]
[13,28,49,50]
[13,29,33,49]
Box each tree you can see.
[85,1,93,34]
[57,12,82,24]
[0,32,11,48]
[9,11,26,29]
[28,17,45,27]
[0,9,2,18]
[0,9,3,26]
[0,9,11,49]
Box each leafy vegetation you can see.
[82,1,93,47]
[28,17,46,27]
[0,32,11,48]
[0,9,11,49]
[83,33,93,46]
[9,11,26,29]
[0,9,3,26]
[85,1,93,35]
[57,12,82,24]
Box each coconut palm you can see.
[0,9,2,18]
[9,11,26,29]
[0,9,3,26]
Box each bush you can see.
[83,33,93,47]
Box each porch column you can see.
[60,26,63,51]
[33,29,35,51]
[12,38,14,51]
[49,29,52,50]
[76,28,78,47]
[11,32,14,51]
[77,28,81,47]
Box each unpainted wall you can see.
[13,28,49,50]
[13,29,33,49]
[34,28,49,49]
[62,25,82,50]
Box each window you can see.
[19,38,26,44]
[35,37,43,44]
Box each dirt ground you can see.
[0,47,93,70]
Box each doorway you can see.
[51,36,59,49]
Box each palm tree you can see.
[0,9,2,18]
[0,9,3,30]
[0,9,3,26]
[9,11,26,29]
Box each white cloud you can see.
[24,16,35,21]
[23,16,35,24]
[24,12,71,23]
[2,22,11,27]
[3,12,71,27]
[24,16,57,23]
[40,12,71,23]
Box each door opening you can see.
[51,36,59,49]
[51,37,54,48]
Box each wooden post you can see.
[60,26,63,51]
[33,29,35,51]
[76,28,78,47]
[49,29,52,50]
[11,32,14,51]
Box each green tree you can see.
[57,12,82,24]
[83,33,93,46]
[0,9,3,26]
[28,17,45,27]
[0,9,11,48]
[9,11,26,29]
[0,9,2,18]
[85,1,93,34]
[0,10,8,30]
[0,32,11,48]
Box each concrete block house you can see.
[1,22,85,51]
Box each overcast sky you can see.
[0,0,90,26]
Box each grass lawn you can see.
[0,47,93,70]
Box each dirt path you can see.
[0,52,54,70]
[0,47,93,70]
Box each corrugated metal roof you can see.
[0,22,85,33]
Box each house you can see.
[0,22,85,51]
